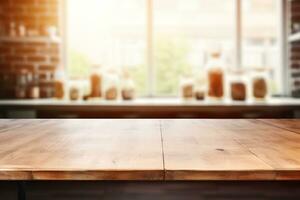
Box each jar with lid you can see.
[228,68,247,101]
[180,76,194,100]
[104,70,119,101]
[15,69,28,99]
[206,51,225,99]
[250,67,270,100]
[121,69,135,100]
[90,65,102,98]
[54,70,66,99]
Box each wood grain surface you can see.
[0,119,163,180]
[162,119,300,180]
[259,119,300,134]
[0,119,300,180]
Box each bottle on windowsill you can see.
[205,49,225,100]
[90,65,102,98]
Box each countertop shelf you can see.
[0,119,299,180]
[0,36,61,43]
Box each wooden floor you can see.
[0,119,300,181]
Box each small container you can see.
[194,71,207,101]
[69,86,80,101]
[121,70,135,100]
[194,90,205,100]
[250,67,270,100]
[68,80,83,101]
[104,71,119,101]
[180,76,194,99]
[206,51,225,99]
[18,23,26,37]
[81,80,91,101]
[15,69,28,99]
[27,71,40,99]
[54,70,66,99]
[90,65,102,98]
[228,68,247,101]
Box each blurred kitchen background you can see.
[0,0,299,118]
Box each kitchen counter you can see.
[0,97,300,118]
[0,119,300,181]
[1,119,300,199]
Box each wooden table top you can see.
[0,119,299,181]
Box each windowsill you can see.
[0,97,299,107]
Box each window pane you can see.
[67,0,147,95]
[242,0,280,94]
[153,0,235,95]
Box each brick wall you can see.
[290,0,300,97]
[0,0,61,99]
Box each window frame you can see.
[62,0,287,97]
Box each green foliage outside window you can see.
[68,38,192,96]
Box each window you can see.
[67,0,148,95]
[242,0,281,93]
[66,0,282,96]
[153,0,235,95]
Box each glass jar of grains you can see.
[250,67,270,100]
[121,69,135,101]
[180,76,194,100]
[228,68,247,101]
[104,70,119,101]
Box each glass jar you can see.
[228,68,247,101]
[104,71,119,101]
[27,71,40,99]
[15,69,28,99]
[194,71,207,101]
[250,67,270,100]
[90,65,102,98]
[180,76,194,99]
[54,70,66,99]
[121,70,135,101]
[206,51,225,99]
[82,80,91,101]
[68,80,83,101]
